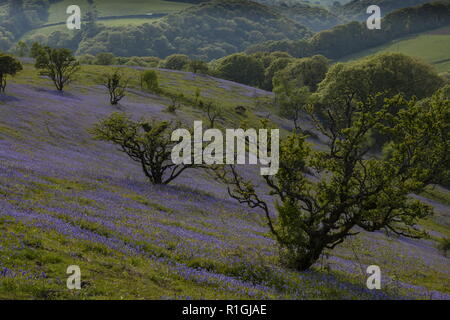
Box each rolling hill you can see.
[73,0,312,59]
[336,0,435,21]
[340,25,450,74]
[0,60,449,299]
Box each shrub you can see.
[95,52,116,65]
[101,69,128,105]
[91,113,198,185]
[141,70,159,93]
[34,45,80,91]
[0,54,23,93]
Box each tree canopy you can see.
[0,53,22,93]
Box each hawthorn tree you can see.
[0,54,22,93]
[215,88,449,271]
[141,70,159,93]
[202,101,224,129]
[91,112,198,185]
[274,82,310,132]
[34,45,80,91]
[102,69,128,105]
[187,60,209,74]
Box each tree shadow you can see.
[0,94,20,102]
[35,87,81,101]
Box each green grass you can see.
[20,17,160,40]
[99,18,159,27]
[46,0,191,24]
[341,26,450,73]
[422,186,450,207]
[0,218,250,299]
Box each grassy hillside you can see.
[270,3,345,31]
[246,1,450,61]
[72,0,311,59]
[340,25,450,74]
[0,61,449,299]
[46,0,191,24]
[337,0,434,21]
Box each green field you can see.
[46,0,191,24]
[19,0,191,42]
[20,17,161,40]
[341,26,450,74]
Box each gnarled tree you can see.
[34,45,80,91]
[91,112,198,185]
[215,89,449,271]
[0,54,22,93]
[102,69,128,105]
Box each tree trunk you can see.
[295,243,325,271]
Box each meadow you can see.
[341,26,450,74]
[0,61,448,299]
[46,0,192,24]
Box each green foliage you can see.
[215,53,265,87]
[272,1,344,32]
[186,60,209,74]
[141,70,160,93]
[247,2,450,61]
[14,40,28,57]
[314,53,444,149]
[217,88,449,271]
[273,54,329,93]
[160,54,190,70]
[201,101,224,129]
[0,0,50,51]
[0,53,22,93]
[77,54,96,65]
[70,0,311,60]
[34,44,80,91]
[275,85,310,131]
[317,53,444,101]
[101,69,128,105]
[336,0,431,21]
[94,52,117,66]
[91,112,197,185]
[117,56,161,68]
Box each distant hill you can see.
[336,0,435,21]
[269,2,345,31]
[340,25,450,74]
[73,0,312,60]
[247,1,450,61]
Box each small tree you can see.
[187,60,209,74]
[0,54,23,93]
[30,42,43,59]
[167,93,183,113]
[34,45,80,91]
[102,69,128,105]
[275,82,310,132]
[202,101,224,129]
[95,52,116,66]
[91,112,197,185]
[215,90,449,271]
[15,41,28,57]
[141,70,159,93]
[160,54,189,70]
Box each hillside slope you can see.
[0,62,449,299]
[246,1,450,61]
[76,0,312,59]
[336,0,435,21]
[340,25,450,74]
